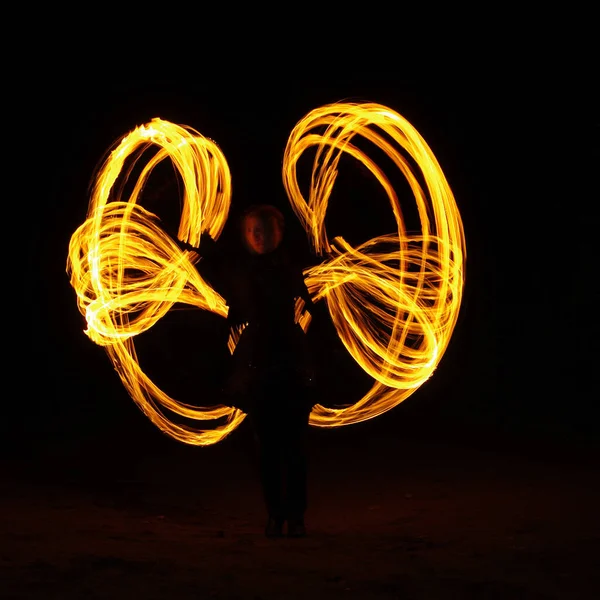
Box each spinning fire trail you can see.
[67,102,466,446]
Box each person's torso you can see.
[223,251,307,369]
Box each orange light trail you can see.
[283,102,466,428]
[66,103,465,445]
[67,118,246,445]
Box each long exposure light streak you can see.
[67,102,465,446]
[67,119,245,445]
[283,102,466,428]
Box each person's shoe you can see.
[287,518,307,538]
[265,517,284,538]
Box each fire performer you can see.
[178,204,317,538]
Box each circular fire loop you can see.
[67,103,466,446]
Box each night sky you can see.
[10,64,597,459]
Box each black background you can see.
[9,56,598,460]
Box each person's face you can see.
[243,215,282,254]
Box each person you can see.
[179,204,317,538]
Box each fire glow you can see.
[67,102,466,445]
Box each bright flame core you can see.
[67,103,466,445]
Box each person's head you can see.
[241,205,285,255]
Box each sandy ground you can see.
[1,417,599,600]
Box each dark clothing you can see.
[188,232,316,524]
[197,234,316,412]
[249,367,312,522]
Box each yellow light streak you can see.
[282,102,466,428]
[66,102,465,445]
[67,118,245,446]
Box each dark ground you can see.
[2,405,599,600]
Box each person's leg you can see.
[251,402,286,536]
[283,392,311,537]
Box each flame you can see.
[66,103,466,445]
[66,118,245,446]
[283,102,466,428]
